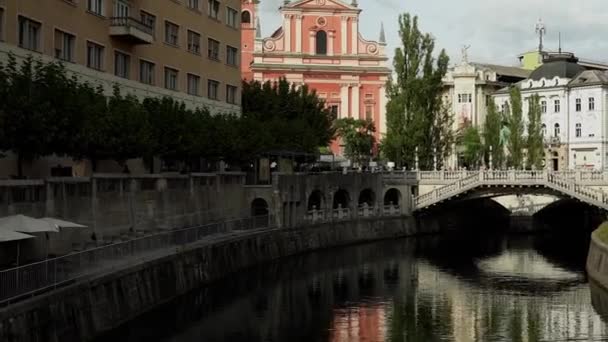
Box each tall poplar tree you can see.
[507,86,524,168]
[483,97,504,168]
[526,94,543,169]
[383,13,451,169]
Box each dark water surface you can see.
[98,232,608,342]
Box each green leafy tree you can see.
[459,124,483,168]
[483,97,504,168]
[383,13,451,169]
[526,94,543,169]
[507,86,525,168]
[335,118,376,166]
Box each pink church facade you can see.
[241,0,390,156]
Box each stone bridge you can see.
[409,170,608,212]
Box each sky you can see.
[258,0,608,67]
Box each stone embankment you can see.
[0,216,427,342]
[588,223,608,289]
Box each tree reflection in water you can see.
[97,234,608,342]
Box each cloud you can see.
[257,0,608,66]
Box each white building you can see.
[493,52,608,170]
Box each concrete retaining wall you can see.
[0,216,427,342]
[587,229,608,289]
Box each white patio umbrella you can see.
[0,230,35,243]
[0,215,59,233]
[41,218,87,229]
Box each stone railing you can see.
[305,204,401,224]
[390,170,608,185]
[413,170,608,210]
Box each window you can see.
[329,105,339,116]
[365,105,373,120]
[187,30,201,54]
[554,99,560,113]
[88,0,104,16]
[208,0,220,20]
[208,38,220,60]
[187,74,200,96]
[554,123,560,137]
[458,94,472,103]
[226,85,237,104]
[188,0,200,10]
[86,41,104,70]
[589,97,595,111]
[227,46,238,66]
[114,51,130,78]
[141,11,156,34]
[541,124,547,137]
[541,100,547,113]
[315,30,327,55]
[241,10,251,24]
[208,79,219,100]
[164,67,179,91]
[165,21,179,46]
[576,123,582,138]
[226,7,239,28]
[0,8,4,41]
[18,16,41,51]
[54,30,75,62]
[114,0,129,17]
[140,60,155,85]
[576,98,581,112]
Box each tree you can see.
[483,97,504,168]
[335,118,376,166]
[526,94,543,169]
[383,13,451,169]
[507,86,524,168]
[459,124,483,168]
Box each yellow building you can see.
[0,0,242,114]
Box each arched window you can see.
[241,10,251,24]
[554,123,560,137]
[315,30,327,55]
[541,124,547,137]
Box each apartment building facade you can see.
[0,0,242,114]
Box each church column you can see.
[283,14,291,52]
[341,16,348,54]
[351,84,360,119]
[309,31,315,54]
[351,17,358,54]
[295,15,302,53]
[340,84,349,118]
[379,85,387,135]
[328,31,335,56]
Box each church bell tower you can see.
[241,0,259,81]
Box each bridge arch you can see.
[384,188,401,206]
[251,198,269,228]
[307,190,325,210]
[358,188,375,207]
[333,189,351,209]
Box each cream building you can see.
[0,0,242,177]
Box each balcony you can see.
[109,17,154,44]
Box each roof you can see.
[568,69,608,88]
[529,53,586,81]
[471,63,531,79]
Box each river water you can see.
[99,232,608,342]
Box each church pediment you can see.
[285,0,359,11]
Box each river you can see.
[98,231,608,342]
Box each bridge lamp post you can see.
[433,147,437,171]
[415,146,419,171]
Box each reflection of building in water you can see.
[415,254,608,341]
[330,305,387,342]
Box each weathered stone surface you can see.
[0,216,428,342]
